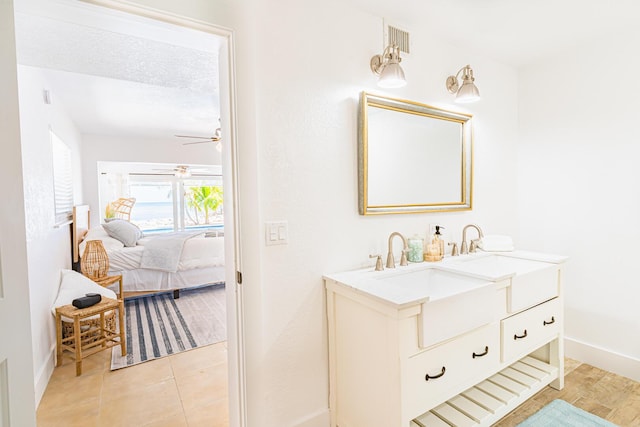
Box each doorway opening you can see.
[14,0,244,425]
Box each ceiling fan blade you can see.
[182,140,211,145]
[175,134,211,139]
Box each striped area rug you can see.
[111,283,226,370]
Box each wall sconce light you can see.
[446,65,480,103]
[370,44,406,88]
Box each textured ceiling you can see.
[14,3,221,139]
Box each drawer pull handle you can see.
[425,366,446,381]
[514,330,528,340]
[473,346,489,359]
[543,316,555,326]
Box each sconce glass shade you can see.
[446,64,480,103]
[81,240,110,279]
[371,44,406,88]
[378,62,406,88]
[456,79,480,103]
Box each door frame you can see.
[79,1,247,425]
[0,1,38,425]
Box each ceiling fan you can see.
[176,126,222,152]
[151,165,210,177]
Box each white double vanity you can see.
[324,250,567,427]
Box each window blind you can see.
[51,131,73,223]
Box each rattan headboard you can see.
[72,205,90,263]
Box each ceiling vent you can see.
[385,22,410,56]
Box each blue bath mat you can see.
[517,399,618,427]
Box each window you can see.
[128,177,175,232]
[99,162,223,234]
[51,131,73,224]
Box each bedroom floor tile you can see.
[170,341,227,379]
[102,356,174,399]
[38,342,229,426]
[176,362,229,411]
[184,396,229,427]
[97,379,184,427]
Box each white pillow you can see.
[79,226,125,254]
[51,269,117,317]
[102,220,143,247]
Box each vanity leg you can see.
[549,337,564,390]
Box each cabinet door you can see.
[501,298,560,362]
[403,322,500,418]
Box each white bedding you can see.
[79,226,225,292]
[80,226,224,271]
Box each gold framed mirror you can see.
[358,92,473,215]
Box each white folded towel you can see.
[477,235,514,252]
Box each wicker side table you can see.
[55,297,126,376]
[92,274,124,299]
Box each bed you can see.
[72,205,225,294]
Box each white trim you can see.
[564,336,640,382]
[34,345,56,408]
[290,408,331,427]
[77,2,246,426]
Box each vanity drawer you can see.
[501,298,560,362]
[403,323,500,417]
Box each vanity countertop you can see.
[323,250,568,309]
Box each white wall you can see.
[518,28,640,380]
[81,134,218,226]
[16,65,84,404]
[249,2,519,425]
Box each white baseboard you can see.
[565,336,640,382]
[291,408,330,427]
[34,344,56,408]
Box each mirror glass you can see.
[358,92,473,214]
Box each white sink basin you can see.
[370,268,492,302]
[368,268,497,348]
[442,253,562,313]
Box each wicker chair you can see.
[110,197,136,221]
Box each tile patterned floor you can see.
[494,358,640,426]
[37,341,228,427]
[38,351,640,427]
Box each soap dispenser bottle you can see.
[424,226,444,262]
[435,225,445,257]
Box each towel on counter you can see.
[477,235,514,252]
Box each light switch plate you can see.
[265,221,288,246]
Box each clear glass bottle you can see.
[407,235,424,263]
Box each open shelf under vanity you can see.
[412,356,557,427]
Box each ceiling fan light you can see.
[175,166,191,178]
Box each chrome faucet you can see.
[461,224,484,255]
[386,232,408,268]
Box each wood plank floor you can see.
[494,358,640,426]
